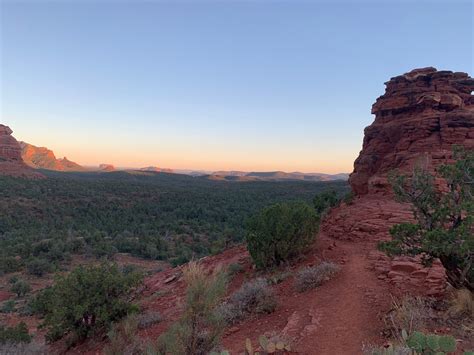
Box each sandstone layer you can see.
[324,68,473,297]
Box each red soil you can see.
[65,233,392,355]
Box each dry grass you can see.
[294,262,340,292]
[0,342,47,355]
[385,296,433,342]
[104,315,142,355]
[449,288,474,318]
[219,278,277,325]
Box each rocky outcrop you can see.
[99,163,115,172]
[324,68,473,297]
[350,67,474,196]
[20,142,84,171]
[0,125,43,178]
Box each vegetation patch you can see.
[156,262,228,355]
[219,278,277,325]
[245,201,319,269]
[30,262,142,342]
[380,147,473,290]
[294,262,340,292]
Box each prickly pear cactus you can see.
[245,334,292,354]
[406,331,457,355]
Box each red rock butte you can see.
[350,67,474,196]
[324,67,473,297]
[0,124,44,178]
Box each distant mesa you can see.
[209,170,349,182]
[98,163,116,172]
[0,124,44,178]
[139,166,174,173]
[20,141,85,172]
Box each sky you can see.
[0,0,472,173]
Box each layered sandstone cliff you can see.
[350,67,474,196]
[0,124,43,178]
[324,68,473,297]
[20,141,85,172]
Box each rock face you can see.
[0,125,23,161]
[20,142,84,172]
[350,67,474,196]
[325,68,473,297]
[0,124,43,178]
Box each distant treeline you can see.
[0,171,349,273]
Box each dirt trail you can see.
[296,237,390,354]
[223,235,391,355]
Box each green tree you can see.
[10,279,31,298]
[32,263,142,341]
[245,201,319,269]
[380,147,473,290]
[158,262,227,355]
[0,322,31,344]
[313,190,340,215]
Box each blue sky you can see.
[0,0,472,172]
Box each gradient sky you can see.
[0,0,472,173]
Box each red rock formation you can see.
[0,124,44,178]
[99,163,116,172]
[324,68,473,297]
[350,67,474,196]
[20,142,84,171]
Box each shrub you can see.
[313,190,340,215]
[8,276,19,284]
[266,271,292,285]
[26,259,53,277]
[0,341,47,355]
[219,278,276,325]
[32,262,142,341]
[158,262,228,355]
[104,315,143,355]
[0,257,22,275]
[0,322,31,344]
[245,201,319,269]
[1,300,15,314]
[449,288,474,318]
[227,263,243,277]
[137,311,162,329]
[10,280,31,298]
[385,297,433,343]
[380,147,473,290]
[343,191,355,205]
[294,262,340,292]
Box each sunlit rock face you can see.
[0,124,23,161]
[20,141,85,171]
[0,124,44,178]
[349,67,474,196]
